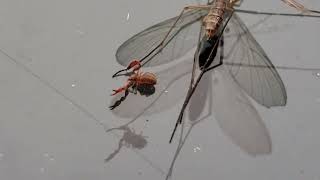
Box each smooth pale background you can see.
[0,0,319,180]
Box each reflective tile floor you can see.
[0,0,320,179]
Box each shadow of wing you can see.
[211,66,272,156]
[188,68,211,122]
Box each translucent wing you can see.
[223,13,287,108]
[116,9,208,67]
[189,40,271,155]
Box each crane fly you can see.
[110,0,320,145]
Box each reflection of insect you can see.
[105,126,147,163]
[111,0,320,145]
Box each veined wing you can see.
[116,8,208,67]
[223,13,287,108]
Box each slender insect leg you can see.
[109,90,130,110]
[219,34,224,64]
[204,36,224,73]
[230,0,243,7]
[176,35,225,119]
[235,9,320,18]
[174,34,225,124]
[170,36,224,139]
[176,23,204,129]
[281,0,320,13]
[168,25,204,140]
[169,37,226,138]
[169,10,234,143]
[182,12,214,117]
[169,70,206,143]
[311,9,320,14]
[190,22,205,89]
[140,5,212,63]
[169,49,222,142]
[158,5,212,51]
[189,51,198,88]
[166,94,213,180]
[168,62,213,143]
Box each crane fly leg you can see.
[234,0,320,16]
[140,4,212,63]
[189,19,206,91]
[230,0,243,7]
[235,9,320,18]
[169,11,233,143]
[281,0,315,13]
[168,18,204,143]
[205,35,224,73]
[157,5,211,52]
[169,35,225,143]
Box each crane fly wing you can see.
[110,58,193,118]
[223,13,287,108]
[116,9,208,67]
[187,35,271,155]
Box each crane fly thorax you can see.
[203,0,228,38]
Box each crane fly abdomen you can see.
[199,0,230,69]
[203,0,227,38]
[198,35,220,69]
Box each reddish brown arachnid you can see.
[111,60,157,96]
[109,60,157,110]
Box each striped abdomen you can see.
[203,0,227,38]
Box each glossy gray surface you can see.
[0,0,320,179]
